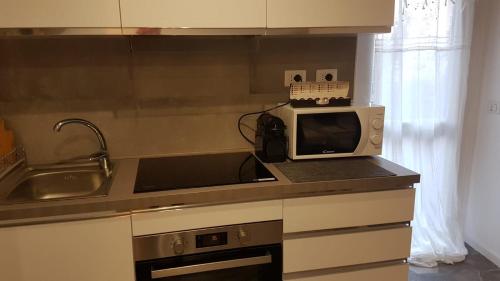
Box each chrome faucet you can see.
[53,119,112,177]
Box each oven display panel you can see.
[196,232,228,248]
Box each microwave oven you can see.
[275,104,384,160]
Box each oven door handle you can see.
[151,253,272,279]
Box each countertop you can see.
[0,154,420,226]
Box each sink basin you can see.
[1,163,112,204]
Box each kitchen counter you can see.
[0,155,419,226]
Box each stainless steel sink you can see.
[0,119,113,205]
[1,163,112,204]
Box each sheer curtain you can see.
[370,0,475,267]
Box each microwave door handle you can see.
[151,253,272,279]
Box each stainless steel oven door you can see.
[134,220,283,281]
[135,244,282,281]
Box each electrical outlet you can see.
[488,101,500,114]
[316,69,338,82]
[284,70,306,87]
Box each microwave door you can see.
[296,112,361,155]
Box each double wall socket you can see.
[283,69,338,87]
[316,69,338,82]
[284,70,306,87]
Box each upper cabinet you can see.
[0,0,395,35]
[120,0,267,31]
[0,0,121,28]
[267,0,395,32]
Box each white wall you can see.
[458,0,487,227]
[462,0,500,267]
[354,34,374,105]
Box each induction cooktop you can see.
[134,152,277,193]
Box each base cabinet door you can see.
[131,200,283,236]
[284,263,409,281]
[284,227,412,273]
[283,189,415,233]
[0,216,135,281]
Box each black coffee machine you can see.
[255,113,287,163]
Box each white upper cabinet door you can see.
[267,0,395,29]
[120,0,267,28]
[0,216,135,281]
[0,0,121,28]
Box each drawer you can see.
[283,227,412,273]
[284,263,409,281]
[131,200,282,236]
[283,189,415,233]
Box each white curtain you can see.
[370,0,475,267]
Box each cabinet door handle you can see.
[151,253,272,279]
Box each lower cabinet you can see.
[283,188,415,281]
[283,189,415,233]
[284,263,409,281]
[131,200,283,235]
[0,216,135,281]
[0,189,415,281]
[283,227,412,273]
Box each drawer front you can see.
[132,200,282,236]
[284,263,409,281]
[283,227,412,273]
[284,189,415,233]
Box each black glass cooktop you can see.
[134,152,277,193]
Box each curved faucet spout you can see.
[53,119,108,152]
[53,118,112,177]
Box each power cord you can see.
[238,101,291,145]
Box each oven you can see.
[133,220,283,281]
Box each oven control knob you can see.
[238,229,250,244]
[370,134,382,145]
[172,238,185,255]
[372,118,383,130]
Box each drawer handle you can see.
[151,253,272,278]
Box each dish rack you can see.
[289,81,351,107]
[0,146,26,180]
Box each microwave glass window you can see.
[296,112,362,155]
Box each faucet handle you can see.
[88,151,108,161]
